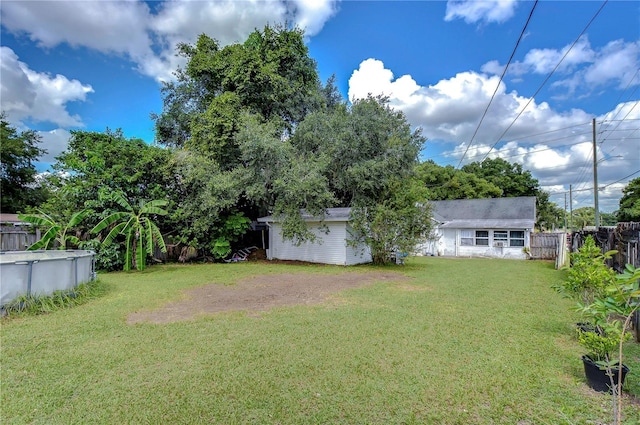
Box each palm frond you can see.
[150,221,167,254]
[66,235,81,247]
[91,212,131,234]
[143,199,168,208]
[102,221,128,246]
[140,205,168,216]
[68,209,92,227]
[17,211,54,227]
[136,232,145,271]
[27,225,60,250]
[110,191,133,212]
[145,218,154,256]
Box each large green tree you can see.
[153,27,431,263]
[0,116,48,213]
[43,129,176,227]
[617,177,640,222]
[461,158,539,197]
[154,25,334,156]
[291,96,431,261]
[415,160,502,200]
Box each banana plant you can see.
[18,209,91,250]
[91,192,168,271]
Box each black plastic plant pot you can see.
[582,355,630,393]
[576,322,596,333]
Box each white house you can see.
[257,208,372,265]
[421,197,536,259]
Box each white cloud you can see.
[445,0,518,24]
[0,1,154,58]
[348,59,592,148]
[348,58,639,212]
[484,37,640,97]
[0,47,93,128]
[583,40,640,89]
[1,0,339,84]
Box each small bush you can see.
[80,239,124,271]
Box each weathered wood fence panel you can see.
[530,233,561,260]
[0,226,40,251]
[571,223,640,271]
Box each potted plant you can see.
[577,263,640,425]
[576,322,630,393]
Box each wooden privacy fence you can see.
[0,226,41,251]
[571,222,640,272]
[529,232,567,269]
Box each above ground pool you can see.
[0,250,96,306]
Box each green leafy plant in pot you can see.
[577,263,640,425]
[576,322,629,393]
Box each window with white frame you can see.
[475,230,489,246]
[460,229,527,247]
[509,230,525,247]
[460,230,473,246]
[493,231,508,243]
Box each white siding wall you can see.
[440,228,528,259]
[344,225,372,265]
[268,221,371,265]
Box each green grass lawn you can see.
[2,257,639,424]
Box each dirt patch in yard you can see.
[127,271,408,324]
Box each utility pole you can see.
[569,184,573,231]
[592,118,600,228]
[564,192,568,232]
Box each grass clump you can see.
[1,279,106,318]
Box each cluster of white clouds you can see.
[348,56,639,211]
[482,37,640,97]
[0,47,93,128]
[1,0,337,85]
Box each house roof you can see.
[431,197,536,229]
[258,207,352,223]
[0,213,25,224]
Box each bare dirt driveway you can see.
[127,271,408,324]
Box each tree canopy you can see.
[1,116,48,213]
[617,177,640,222]
[153,25,333,154]
[150,26,431,262]
[416,157,564,230]
[44,129,176,223]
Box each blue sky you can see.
[1,0,638,213]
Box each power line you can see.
[456,0,539,168]
[477,0,609,164]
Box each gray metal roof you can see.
[439,219,535,229]
[431,197,536,229]
[258,207,352,223]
